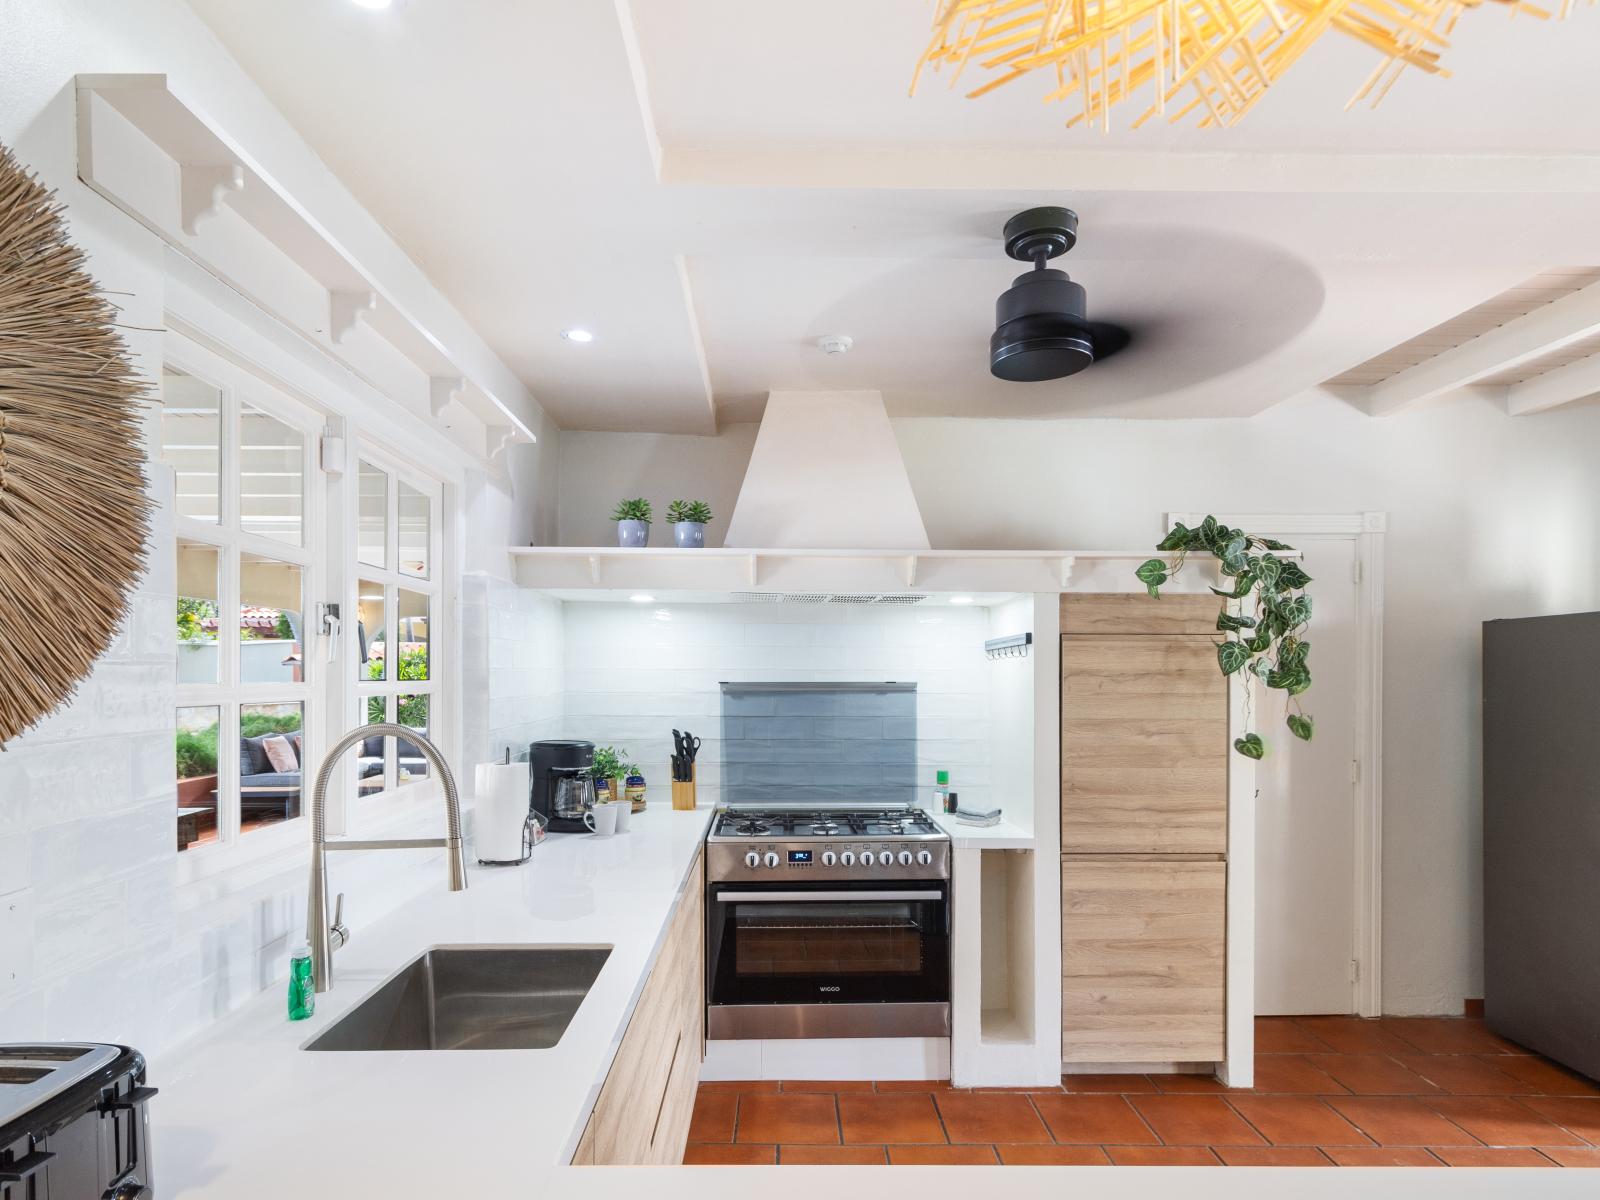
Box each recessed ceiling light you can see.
[350,0,393,9]
[949,595,975,605]
[562,328,595,344]
[630,594,654,604]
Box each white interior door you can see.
[1254,536,1360,1016]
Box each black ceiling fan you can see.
[990,207,1130,382]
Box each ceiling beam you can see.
[1506,353,1600,416]
[1367,280,1600,417]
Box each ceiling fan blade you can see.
[1089,321,1131,361]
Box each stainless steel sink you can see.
[303,946,611,1052]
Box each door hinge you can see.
[1351,558,1363,585]
[1350,958,1361,983]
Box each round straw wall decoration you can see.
[0,140,151,747]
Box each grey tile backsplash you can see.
[721,684,918,805]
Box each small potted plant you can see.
[590,745,625,805]
[610,498,652,547]
[667,499,712,548]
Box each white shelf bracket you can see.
[329,290,376,345]
[1059,555,1077,589]
[903,555,919,588]
[586,555,602,585]
[485,424,517,464]
[429,376,466,419]
[747,554,759,586]
[178,162,243,236]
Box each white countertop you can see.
[152,806,712,1198]
[932,813,1036,849]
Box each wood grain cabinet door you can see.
[1061,635,1228,855]
[1061,857,1226,1063]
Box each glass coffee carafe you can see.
[551,768,597,826]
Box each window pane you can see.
[240,702,303,834]
[357,581,387,682]
[397,694,429,787]
[359,699,389,795]
[240,400,304,545]
[176,540,220,685]
[160,367,221,524]
[358,461,387,569]
[397,589,429,683]
[176,706,220,853]
[398,480,430,578]
[240,555,304,684]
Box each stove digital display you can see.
[788,850,813,864]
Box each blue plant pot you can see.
[673,521,706,548]
[616,520,649,547]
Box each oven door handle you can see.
[714,890,944,903]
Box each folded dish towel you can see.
[955,806,1002,827]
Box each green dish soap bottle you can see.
[288,941,315,1021]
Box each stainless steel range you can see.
[705,805,951,1040]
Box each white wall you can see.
[558,391,1600,1014]
[461,575,565,773]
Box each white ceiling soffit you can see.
[188,1,1600,433]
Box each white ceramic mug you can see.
[585,802,619,837]
[613,802,632,833]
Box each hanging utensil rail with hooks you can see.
[984,632,1033,660]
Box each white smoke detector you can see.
[816,334,854,356]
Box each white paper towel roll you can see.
[474,761,532,863]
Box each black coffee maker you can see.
[529,739,595,833]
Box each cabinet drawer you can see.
[1061,593,1221,636]
[1062,636,1228,855]
[1062,857,1225,1063]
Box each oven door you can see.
[707,880,950,1013]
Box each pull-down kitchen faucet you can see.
[306,723,467,994]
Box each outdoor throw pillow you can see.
[262,735,298,773]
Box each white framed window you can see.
[349,448,444,804]
[161,332,323,870]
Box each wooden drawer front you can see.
[1062,858,1225,1063]
[1062,636,1227,855]
[1062,593,1221,636]
[588,850,703,1166]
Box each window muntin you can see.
[160,367,221,525]
[358,460,387,569]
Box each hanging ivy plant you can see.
[1134,515,1313,759]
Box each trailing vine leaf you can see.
[1157,523,1192,552]
[1258,537,1293,551]
[1234,733,1266,759]
[1278,561,1313,590]
[1254,555,1283,592]
[1216,609,1256,632]
[1278,594,1313,628]
[1134,558,1169,598]
[1287,714,1314,741]
[1210,574,1255,599]
[1217,640,1252,675]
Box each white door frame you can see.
[1169,512,1386,1018]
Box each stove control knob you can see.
[897,850,914,867]
[821,851,838,866]
[839,851,856,867]
[916,850,933,866]
[763,851,780,869]
[872,851,890,867]
[744,851,761,869]
[860,853,877,870]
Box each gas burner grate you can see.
[732,819,773,836]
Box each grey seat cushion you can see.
[240,771,302,790]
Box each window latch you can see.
[317,602,341,664]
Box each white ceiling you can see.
[187,0,1600,432]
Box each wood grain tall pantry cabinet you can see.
[1060,595,1229,1064]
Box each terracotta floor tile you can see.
[1129,1095,1267,1146]
[1486,1054,1600,1096]
[935,1092,1051,1143]
[1226,1095,1374,1147]
[1105,1145,1221,1165]
[684,1143,778,1164]
[1251,1054,1350,1095]
[1031,1094,1159,1145]
[1327,1097,1481,1146]
[873,1079,953,1092]
[779,1145,887,1165]
[1215,1146,1333,1166]
[1394,1054,1529,1096]
[699,1080,781,1093]
[1380,1017,1516,1056]
[1429,1146,1555,1167]
[887,1144,999,1164]
[736,1093,839,1145]
[1293,1016,1416,1055]
[780,1079,874,1093]
[1519,1096,1600,1143]
[1324,1146,1443,1166]
[1538,1146,1600,1166]
[996,1144,1110,1165]
[1256,1017,1333,1054]
[688,1092,738,1143]
[837,1094,945,1145]
[1149,1072,1236,1093]
[1061,1073,1158,1093]
[1425,1097,1586,1147]
[1305,1053,1444,1096]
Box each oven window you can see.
[734,902,925,977]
